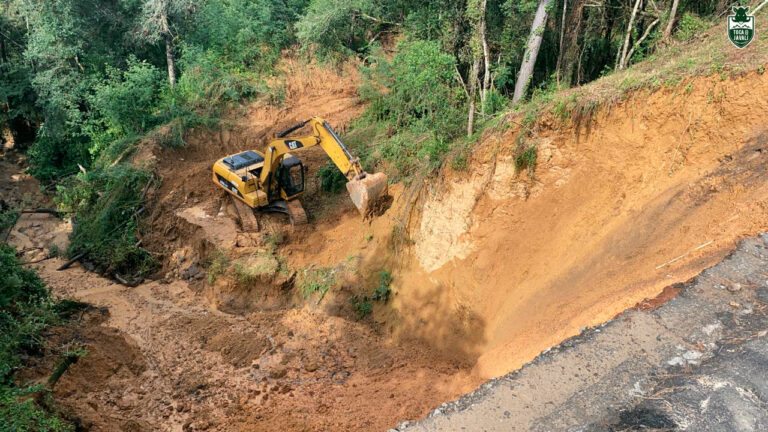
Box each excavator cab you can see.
[276,156,305,199]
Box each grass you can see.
[298,267,336,302]
[206,250,229,283]
[232,250,280,285]
[349,269,392,319]
[514,145,537,177]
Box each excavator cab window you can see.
[277,156,305,198]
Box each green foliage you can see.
[514,144,537,177]
[0,385,73,432]
[349,295,373,319]
[0,208,19,238]
[318,162,348,193]
[206,250,230,283]
[676,13,709,42]
[90,59,165,137]
[373,270,392,302]
[56,166,154,277]
[349,269,391,319]
[299,267,335,301]
[296,0,406,58]
[354,40,465,178]
[364,40,463,134]
[0,245,73,430]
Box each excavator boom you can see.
[263,118,388,216]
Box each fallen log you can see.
[21,208,61,216]
[19,255,55,265]
[57,252,86,271]
[114,273,141,287]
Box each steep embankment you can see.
[392,71,768,378]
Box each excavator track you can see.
[230,195,260,232]
[286,199,308,225]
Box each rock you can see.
[667,356,685,366]
[756,287,768,303]
[304,361,319,372]
[183,263,199,279]
[728,283,741,292]
[268,367,287,379]
[683,350,702,361]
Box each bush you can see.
[56,166,155,277]
[0,245,73,431]
[373,270,391,302]
[676,13,708,41]
[0,385,73,432]
[349,295,373,319]
[318,161,348,193]
[363,40,464,135]
[353,40,466,178]
[90,58,165,137]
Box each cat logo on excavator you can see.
[212,117,388,225]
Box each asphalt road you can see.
[399,235,768,432]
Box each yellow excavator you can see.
[212,117,388,225]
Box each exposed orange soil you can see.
[4,58,479,432]
[7,60,768,432]
[393,71,768,378]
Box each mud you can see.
[6,61,768,432]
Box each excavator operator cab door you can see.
[277,156,305,200]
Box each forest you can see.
[0,0,742,428]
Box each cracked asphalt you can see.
[399,235,768,431]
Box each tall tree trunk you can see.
[555,0,568,84]
[467,56,480,137]
[618,0,642,70]
[165,35,176,87]
[625,17,660,66]
[560,0,584,86]
[513,0,554,104]
[0,35,7,64]
[662,0,680,40]
[480,0,490,114]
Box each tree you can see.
[616,0,641,70]
[512,0,553,104]
[138,0,191,86]
[662,0,680,41]
[466,0,489,136]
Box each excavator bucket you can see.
[346,172,388,216]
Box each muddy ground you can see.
[6,60,768,432]
[3,159,477,432]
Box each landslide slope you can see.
[391,70,768,379]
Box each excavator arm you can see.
[261,117,387,215]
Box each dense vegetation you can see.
[0,244,73,431]
[0,0,737,271]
